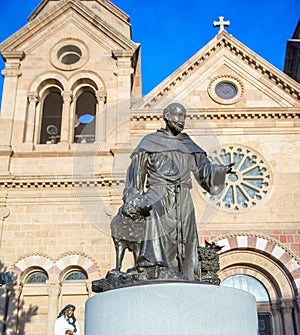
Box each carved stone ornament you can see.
[208,75,244,105]
[49,38,89,71]
[203,145,272,211]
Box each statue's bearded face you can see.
[166,107,186,134]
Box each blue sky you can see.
[0,0,299,100]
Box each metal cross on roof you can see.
[213,16,230,32]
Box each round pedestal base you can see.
[85,282,257,335]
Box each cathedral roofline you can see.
[0,0,137,52]
[28,0,130,25]
[133,30,300,109]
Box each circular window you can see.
[50,39,88,71]
[208,75,244,104]
[57,45,82,65]
[215,82,237,100]
[202,145,272,211]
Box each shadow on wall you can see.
[0,260,38,335]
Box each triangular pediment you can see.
[0,0,137,53]
[133,31,300,112]
[28,0,129,24]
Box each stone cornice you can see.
[134,31,300,109]
[0,175,125,189]
[29,0,130,27]
[131,108,300,121]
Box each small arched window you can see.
[74,91,96,143]
[221,274,270,302]
[64,270,87,282]
[39,89,63,144]
[25,270,48,284]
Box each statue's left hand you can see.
[226,162,235,174]
[213,162,235,186]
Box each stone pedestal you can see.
[85,282,258,335]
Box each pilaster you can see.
[0,51,24,144]
[112,50,134,146]
[46,281,61,335]
[271,301,284,335]
[0,51,24,175]
[280,299,295,335]
[294,296,300,335]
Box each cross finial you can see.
[213,16,230,33]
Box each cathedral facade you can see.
[0,1,299,335]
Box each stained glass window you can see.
[203,146,272,211]
[221,274,270,302]
[25,271,48,284]
[64,270,87,281]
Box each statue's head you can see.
[163,103,186,135]
[57,304,76,319]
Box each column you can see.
[112,50,134,146]
[25,93,39,143]
[95,90,107,143]
[271,301,284,335]
[46,282,61,335]
[61,92,72,143]
[294,296,300,335]
[280,299,295,335]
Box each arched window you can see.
[221,274,270,302]
[74,91,96,143]
[39,88,63,144]
[25,270,48,284]
[63,270,88,282]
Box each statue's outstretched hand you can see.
[214,162,235,186]
[226,162,235,174]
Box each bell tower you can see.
[0,0,141,174]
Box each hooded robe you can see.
[122,128,226,280]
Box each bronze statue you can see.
[92,103,233,292]
[110,192,152,271]
[198,240,224,285]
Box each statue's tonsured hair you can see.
[162,103,186,120]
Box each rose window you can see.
[203,146,272,211]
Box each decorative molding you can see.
[213,233,300,293]
[56,251,100,273]
[49,38,89,71]
[0,0,137,53]
[207,75,244,105]
[0,178,125,189]
[213,233,300,266]
[131,108,300,121]
[12,251,100,278]
[202,145,272,212]
[136,33,300,109]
